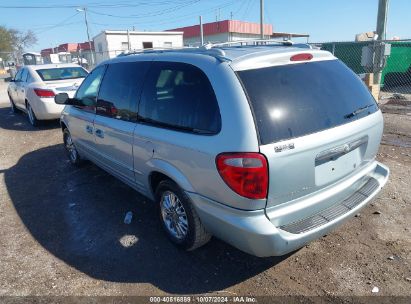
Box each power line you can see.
[6,0,242,46]
[0,1,194,9]
[88,0,238,27]
[232,0,248,20]
[32,13,80,35]
[87,0,201,19]
[241,0,253,21]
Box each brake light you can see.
[216,153,268,199]
[290,53,313,61]
[34,88,55,98]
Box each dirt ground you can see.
[0,82,410,300]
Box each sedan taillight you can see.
[216,152,268,199]
[34,88,55,98]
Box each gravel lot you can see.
[0,81,410,299]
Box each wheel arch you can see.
[60,120,68,132]
[148,160,196,197]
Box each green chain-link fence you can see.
[311,39,411,103]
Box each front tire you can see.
[156,180,211,251]
[8,94,19,113]
[63,128,82,166]
[26,102,40,127]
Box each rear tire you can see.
[26,102,40,127]
[156,180,211,251]
[63,128,82,166]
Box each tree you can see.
[0,26,14,58]
[0,26,37,62]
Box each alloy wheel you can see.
[160,191,189,240]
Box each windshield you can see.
[36,67,88,81]
[237,60,378,145]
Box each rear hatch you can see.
[237,58,382,208]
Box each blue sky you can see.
[1,0,410,52]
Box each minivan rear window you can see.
[237,60,378,145]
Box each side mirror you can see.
[54,93,70,104]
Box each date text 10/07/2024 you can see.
[149,296,257,303]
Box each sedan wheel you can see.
[27,102,39,126]
[8,95,19,113]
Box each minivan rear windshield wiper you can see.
[344,104,376,119]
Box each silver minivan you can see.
[55,42,389,257]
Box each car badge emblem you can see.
[274,143,295,153]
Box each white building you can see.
[93,30,183,64]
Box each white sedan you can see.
[7,63,88,126]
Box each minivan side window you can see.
[96,61,149,122]
[138,62,221,134]
[75,65,106,112]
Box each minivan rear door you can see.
[237,59,382,208]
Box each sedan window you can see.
[14,69,22,82]
[36,67,88,81]
[21,69,28,82]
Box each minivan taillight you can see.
[216,153,268,199]
[34,88,55,98]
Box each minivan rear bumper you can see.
[187,161,389,257]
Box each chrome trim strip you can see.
[316,136,368,162]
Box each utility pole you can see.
[374,0,390,85]
[76,7,95,66]
[199,16,204,45]
[376,0,389,41]
[260,0,264,40]
[127,29,131,51]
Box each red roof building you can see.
[41,41,94,56]
[168,20,273,45]
[77,41,94,51]
[57,43,78,53]
[40,48,54,57]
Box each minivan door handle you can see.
[85,125,93,134]
[95,129,104,138]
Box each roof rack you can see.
[118,46,232,62]
[117,39,311,62]
[202,39,295,48]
